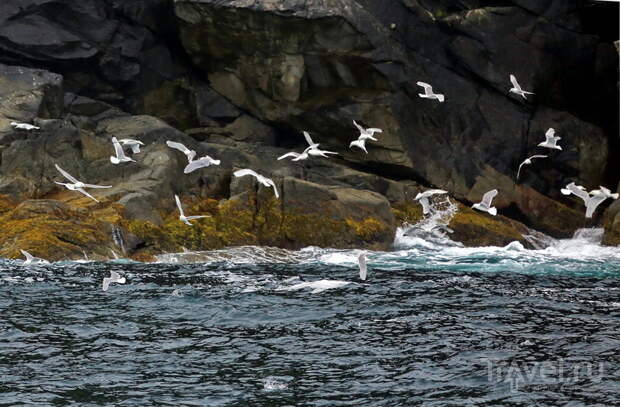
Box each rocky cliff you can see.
[0,0,618,260]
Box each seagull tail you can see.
[110,156,120,164]
[611,193,619,200]
[437,94,445,102]
[488,207,497,216]
[560,188,571,196]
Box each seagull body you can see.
[585,187,619,218]
[472,189,498,216]
[358,252,367,281]
[184,155,221,174]
[102,271,126,291]
[20,250,49,265]
[561,182,591,204]
[416,82,445,102]
[10,122,40,131]
[537,128,562,150]
[54,164,111,203]
[353,120,383,141]
[414,189,448,215]
[278,151,309,161]
[233,169,279,198]
[509,74,534,99]
[350,138,368,153]
[175,195,210,226]
[118,138,144,154]
[110,137,136,164]
[517,155,548,180]
[167,140,196,163]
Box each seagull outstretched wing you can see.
[585,194,607,218]
[76,188,99,203]
[174,195,186,218]
[510,74,521,91]
[167,141,196,162]
[55,164,79,184]
[481,189,498,207]
[416,81,433,93]
[82,183,112,189]
[303,131,318,148]
[234,169,260,179]
[278,152,300,160]
[358,252,367,281]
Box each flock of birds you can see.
[8,74,617,291]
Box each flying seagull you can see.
[233,169,279,198]
[416,82,445,102]
[102,271,126,291]
[300,131,338,158]
[110,137,136,164]
[538,128,562,150]
[306,147,338,158]
[54,164,111,203]
[517,155,548,180]
[174,195,210,226]
[184,155,221,174]
[10,122,40,131]
[509,74,534,99]
[118,138,144,154]
[358,252,367,281]
[585,187,619,218]
[167,140,196,163]
[278,150,310,161]
[415,189,448,215]
[350,137,369,154]
[20,250,49,265]
[353,120,383,141]
[472,189,498,216]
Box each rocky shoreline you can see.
[0,0,618,261]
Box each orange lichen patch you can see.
[391,203,424,225]
[0,199,123,261]
[448,206,526,247]
[345,217,389,242]
[0,194,17,215]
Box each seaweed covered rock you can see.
[0,199,123,261]
[602,200,620,246]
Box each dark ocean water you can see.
[1,229,619,406]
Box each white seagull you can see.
[353,120,383,141]
[174,195,210,226]
[358,252,367,281]
[585,187,619,218]
[350,138,369,154]
[54,164,111,203]
[300,131,338,158]
[278,150,310,161]
[416,82,445,102]
[184,155,221,174]
[167,140,197,163]
[537,128,562,150]
[472,189,498,216]
[118,138,144,154]
[414,189,448,215]
[102,271,126,291]
[509,74,534,99]
[110,137,136,164]
[306,147,338,158]
[20,250,49,265]
[233,169,279,198]
[516,155,548,180]
[10,121,40,131]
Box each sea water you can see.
[0,226,619,405]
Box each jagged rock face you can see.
[175,0,616,235]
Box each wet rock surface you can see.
[0,0,618,259]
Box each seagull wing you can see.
[481,189,498,207]
[419,196,431,215]
[266,179,279,198]
[20,250,34,262]
[82,183,112,189]
[585,194,607,218]
[55,164,79,184]
[517,161,526,179]
[529,155,548,160]
[166,140,190,154]
[366,128,383,134]
[303,131,316,147]
[566,183,591,204]
[174,195,185,217]
[416,81,432,92]
[112,137,127,160]
[358,253,367,281]
[233,169,260,179]
[278,152,300,160]
[184,160,206,174]
[352,120,365,133]
[510,74,521,90]
[102,277,111,291]
[186,215,210,220]
[77,188,99,203]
